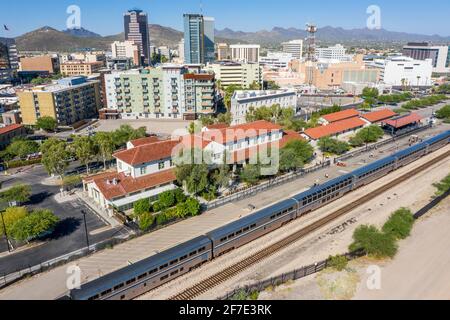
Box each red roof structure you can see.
[304,118,367,140]
[361,109,398,123]
[0,124,24,135]
[114,140,181,166]
[384,113,422,129]
[321,109,360,123]
[90,169,176,200]
[129,136,163,148]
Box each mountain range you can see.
[14,25,450,52]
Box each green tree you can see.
[382,208,415,240]
[62,175,82,190]
[356,125,385,144]
[113,125,146,148]
[327,255,348,271]
[265,81,280,90]
[318,137,350,155]
[212,164,231,190]
[279,148,304,173]
[36,116,57,132]
[349,225,398,259]
[216,112,232,125]
[433,173,450,196]
[283,140,314,163]
[0,206,28,235]
[248,81,261,90]
[93,132,116,169]
[40,139,70,179]
[5,138,39,159]
[435,105,450,119]
[72,136,96,174]
[133,198,152,216]
[9,209,59,242]
[186,164,209,195]
[0,184,31,206]
[224,84,243,109]
[240,164,260,186]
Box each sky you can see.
[1,0,449,37]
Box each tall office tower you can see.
[124,9,151,65]
[183,14,215,64]
[282,39,303,60]
[0,37,19,83]
[203,16,215,64]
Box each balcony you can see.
[172,95,178,100]
[153,89,160,94]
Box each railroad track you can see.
[168,149,450,300]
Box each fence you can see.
[206,161,331,210]
[414,188,450,219]
[334,123,433,164]
[219,250,366,300]
[0,231,136,290]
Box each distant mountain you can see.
[215,26,450,46]
[63,27,101,38]
[15,24,239,52]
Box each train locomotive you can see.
[69,130,450,300]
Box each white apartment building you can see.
[205,61,262,89]
[371,56,433,86]
[230,89,298,125]
[111,41,141,66]
[316,44,352,63]
[177,39,185,63]
[260,52,294,70]
[230,44,261,63]
[282,40,303,60]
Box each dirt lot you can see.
[259,193,450,300]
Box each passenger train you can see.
[69,130,450,300]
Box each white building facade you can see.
[230,44,261,63]
[316,44,352,63]
[260,52,295,70]
[282,40,303,60]
[230,90,298,125]
[371,56,433,86]
[205,62,262,89]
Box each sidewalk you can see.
[74,190,121,228]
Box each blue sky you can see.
[1,0,449,37]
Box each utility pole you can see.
[81,210,90,249]
[1,211,11,253]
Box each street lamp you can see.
[81,210,90,250]
[0,211,11,253]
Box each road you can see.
[0,123,448,299]
[0,162,131,276]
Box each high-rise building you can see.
[403,42,450,74]
[0,37,19,83]
[111,41,141,66]
[183,14,215,64]
[315,44,352,62]
[282,40,303,60]
[203,16,215,63]
[230,44,260,63]
[124,9,151,65]
[17,77,101,126]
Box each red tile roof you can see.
[207,120,283,144]
[114,140,181,166]
[361,109,398,123]
[321,109,360,123]
[205,123,229,130]
[304,118,367,140]
[129,136,163,147]
[384,113,422,129]
[92,169,176,200]
[0,124,24,135]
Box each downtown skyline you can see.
[1,0,450,38]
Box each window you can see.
[159,162,165,170]
[113,283,124,290]
[159,263,168,270]
[126,278,136,285]
[189,250,197,257]
[170,259,178,265]
[140,167,147,175]
[138,273,147,280]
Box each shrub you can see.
[158,190,176,209]
[349,135,364,147]
[139,212,154,232]
[433,173,450,196]
[9,209,59,242]
[349,225,398,259]
[173,188,187,204]
[382,208,415,240]
[62,175,82,189]
[134,198,151,216]
[0,206,28,235]
[5,159,42,169]
[328,255,348,271]
[152,201,162,213]
[318,137,350,155]
[185,197,201,217]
